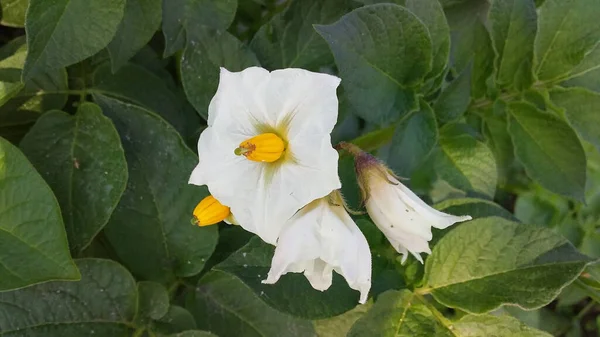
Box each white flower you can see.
[342,143,472,264]
[263,193,372,303]
[189,67,341,245]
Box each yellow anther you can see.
[192,195,230,227]
[234,133,285,163]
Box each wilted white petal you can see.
[263,197,371,304]
[189,67,341,244]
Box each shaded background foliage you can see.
[0,0,599,336]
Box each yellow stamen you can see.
[192,195,230,227]
[234,133,285,163]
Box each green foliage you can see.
[2,0,600,335]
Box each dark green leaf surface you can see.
[92,62,200,141]
[422,217,593,313]
[154,305,198,334]
[95,94,218,283]
[161,0,237,56]
[433,65,472,123]
[348,290,453,337]
[168,331,218,337]
[250,0,356,70]
[434,198,516,221]
[315,4,431,125]
[107,0,162,72]
[435,134,497,198]
[405,0,450,82]
[216,237,360,319]
[136,281,169,323]
[0,259,136,336]
[489,0,537,88]
[0,136,79,290]
[386,101,438,177]
[187,270,316,337]
[550,87,600,152]
[23,0,126,80]
[507,102,587,201]
[181,28,259,120]
[535,0,600,81]
[20,103,128,253]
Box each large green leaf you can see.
[92,62,200,143]
[453,314,552,337]
[550,87,600,153]
[162,0,237,57]
[435,134,497,198]
[107,0,162,72]
[507,102,587,201]
[0,0,28,27]
[187,271,316,337]
[250,0,356,70]
[0,259,136,336]
[181,28,259,120]
[23,0,126,81]
[347,290,453,337]
[94,94,218,283]
[433,65,472,123]
[0,37,68,144]
[405,0,450,82]
[561,43,600,91]
[20,103,128,253]
[215,236,360,319]
[489,0,537,89]
[315,4,431,125]
[386,101,438,177]
[0,136,79,290]
[534,0,600,82]
[421,217,593,313]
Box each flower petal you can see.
[263,198,372,304]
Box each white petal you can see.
[263,199,372,304]
[365,172,471,264]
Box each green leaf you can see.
[187,270,315,337]
[162,0,237,57]
[0,37,68,144]
[561,43,600,90]
[19,103,128,253]
[435,134,498,198]
[535,0,600,82]
[421,217,593,313]
[405,0,450,82]
[482,105,514,184]
[92,62,200,143]
[250,0,356,70]
[433,65,472,123]
[168,332,217,337]
[0,259,136,336]
[107,0,162,72]
[0,136,79,290]
[434,197,516,221]
[347,290,453,337]
[94,94,218,283]
[181,28,259,120]
[550,87,600,153]
[0,0,28,27]
[154,306,198,335]
[489,0,537,89]
[314,302,371,337]
[507,102,587,201]
[23,0,126,81]
[315,4,431,125]
[216,237,360,319]
[514,187,569,227]
[136,281,169,324]
[386,100,438,177]
[453,314,552,337]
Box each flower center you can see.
[234,133,285,163]
[192,195,230,227]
